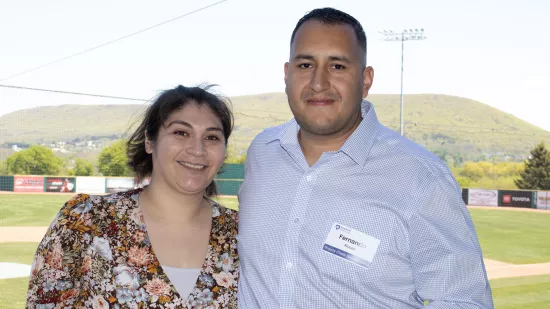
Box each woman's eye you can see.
[206,136,220,141]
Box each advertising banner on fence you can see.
[13,176,44,192]
[468,189,498,206]
[76,177,106,194]
[45,177,76,192]
[536,191,549,210]
[105,177,135,193]
[499,190,534,208]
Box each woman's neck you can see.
[139,181,208,226]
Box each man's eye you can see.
[298,63,313,69]
[174,131,188,136]
[332,64,346,70]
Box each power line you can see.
[0,0,228,82]
[0,83,297,114]
[0,84,149,102]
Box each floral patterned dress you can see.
[26,188,239,309]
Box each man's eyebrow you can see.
[293,54,351,63]
[293,54,315,61]
[328,55,351,63]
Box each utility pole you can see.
[379,29,426,136]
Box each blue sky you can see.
[1,0,549,130]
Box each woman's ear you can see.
[145,135,153,154]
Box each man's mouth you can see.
[306,97,336,105]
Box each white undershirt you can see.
[162,265,202,299]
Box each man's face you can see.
[284,20,373,137]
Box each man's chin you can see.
[298,122,341,137]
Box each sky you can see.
[1,0,549,130]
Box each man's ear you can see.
[362,66,374,98]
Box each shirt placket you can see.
[277,171,317,309]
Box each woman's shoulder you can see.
[209,198,238,220]
[208,198,239,236]
[55,188,141,224]
[61,188,134,209]
[57,193,102,219]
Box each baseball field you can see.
[0,193,549,308]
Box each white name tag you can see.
[322,223,380,268]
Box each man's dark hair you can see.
[290,7,367,54]
[127,84,233,197]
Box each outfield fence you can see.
[0,164,245,196]
[461,188,549,210]
[1,165,549,210]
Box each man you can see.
[238,7,493,308]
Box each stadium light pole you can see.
[379,29,426,136]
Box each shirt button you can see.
[306,175,312,182]
[293,218,299,223]
[286,262,293,269]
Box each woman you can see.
[26,85,239,308]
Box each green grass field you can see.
[0,194,238,226]
[0,278,28,309]
[469,208,550,264]
[0,243,38,264]
[492,275,550,309]
[0,243,36,309]
[1,194,549,308]
[0,194,71,226]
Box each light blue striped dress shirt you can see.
[237,101,493,308]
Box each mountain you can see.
[1,93,549,163]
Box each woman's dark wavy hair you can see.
[127,84,233,197]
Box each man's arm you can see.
[409,175,494,308]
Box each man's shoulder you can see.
[376,124,451,177]
[249,120,294,148]
[372,125,461,198]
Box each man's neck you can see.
[299,113,362,167]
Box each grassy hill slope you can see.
[1,93,548,161]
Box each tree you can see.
[225,143,247,164]
[73,158,94,176]
[98,140,132,176]
[0,161,8,175]
[515,142,550,190]
[5,145,63,175]
[456,176,472,188]
[460,162,485,182]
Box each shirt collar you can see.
[266,100,380,167]
[340,100,380,166]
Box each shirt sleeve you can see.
[409,175,494,308]
[26,194,89,308]
[237,136,258,201]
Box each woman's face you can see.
[146,101,226,195]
